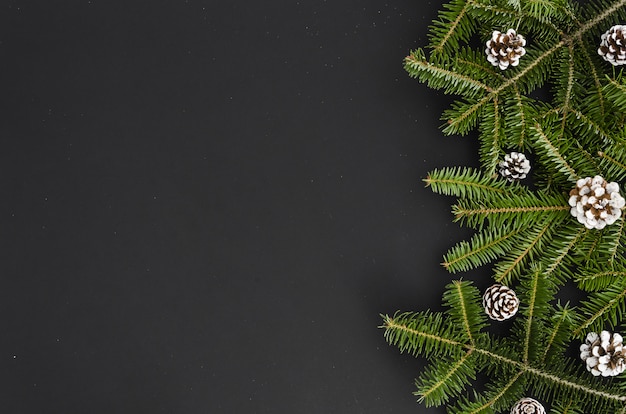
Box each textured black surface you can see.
[0,1,479,412]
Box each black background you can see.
[0,1,482,412]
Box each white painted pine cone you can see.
[482,284,519,321]
[510,398,546,414]
[598,25,626,66]
[499,152,530,181]
[485,29,526,70]
[580,330,626,377]
[568,176,625,229]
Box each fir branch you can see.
[443,280,487,344]
[424,166,518,199]
[442,226,523,273]
[478,99,503,173]
[573,284,626,337]
[530,122,579,183]
[453,371,525,414]
[382,302,626,409]
[575,37,605,116]
[429,0,474,57]
[452,193,570,229]
[576,0,626,37]
[576,268,626,291]
[493,219,555,285]
[522,269,541,363]
[540,307,574,365]
[415,351,476,406]
[543,225,587,279]
[404,49,493,97]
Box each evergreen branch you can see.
[512,84,528,147]
[523,364,626,405]
[424,166,516,199]
[540,308,572,364]
[478,99,502,173]
[443,226,523,273]
[453,198,570,229]
[603,76,626,111]
[383,302,626,407]
[431,0,472,55]
[404,49,493,97]
[443,280,487,345]
[576,37,605,116]
[494,220,554,285]
[562,44,575,113]
[443,98,486,135]
[454,204,570,219]
[523,269,541,364]
[495,42,563,94]
[458,371,525,414]
[543,226,587,277]
[576,266,626,291]
[573,285,626,337]
[598,151,626,180]
[382,312,464,357]
[569,109,612,144]
[575,0,626,38]
[531,122,579,182]
[606,217,626,263]
[415,350,475,406]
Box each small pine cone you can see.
[499,152,530,182]
[568,176,626,230]
[598,25,626,66]
[510,398,546,414]
[482,284,519,321]
[579,331,626,377]
[485,29,526,70]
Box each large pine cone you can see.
[510,398,546,414]
[598,25,626,66]
[485,29,526,70]
[482,284,519,321]
[498,152,530,182]
[580,331,626,377]
[568,176,625,230]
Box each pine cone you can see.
[511,397,546,414]
[510,398,546,414]
[598,25,626,66]
[498,152,530,182]
[580,331,626,377]
[568,176,625,230]
[482,284,519,321]
[485,29,526,70]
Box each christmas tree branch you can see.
[575,38,606,116]
[522,270,541,363]
[573,284,626,336]
[494,220,554,285]
[531,122,579,182]
[383,311,626,407]
[443,227,523,273]
[576,0,626,37]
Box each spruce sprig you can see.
[382,281,626,413]
[383,0,626,412]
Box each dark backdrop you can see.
[0,1,480,413]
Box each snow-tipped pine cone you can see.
[598,25,626,66]
[580,331,626,377]
[485,29,526,70]
[499,152,530,182]
[568,176,625,229]
[482,284,519,321]
[510,398,546,414]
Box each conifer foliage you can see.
[382,0,626,413]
